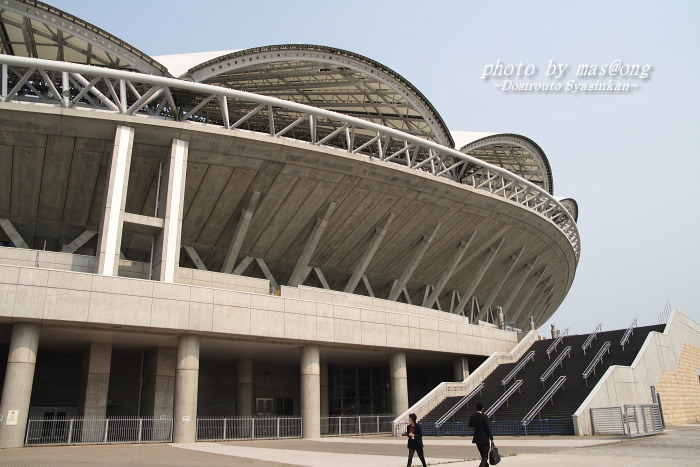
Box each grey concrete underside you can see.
[0,103,576,328]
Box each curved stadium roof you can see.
[185,45,454,147]
[453,131,555,194]
[1,0,564,199]
[0,0,169,75]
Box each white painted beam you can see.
[388,223,441,301]
[152,138,189,283]
[96,125,134,276]
[423,231,476,308]
[510,266,549,325]
[477,246,525,320]
[183,246,207,271]
[288,202,336,287]
[344,212,395,293]
[61,230,97,254]
[452,237,505,316]
[501,255,539,315]
[0,218,29,249]
[221,191,261,274]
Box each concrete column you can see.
[0,322,40,448]
[79,342,112,417]
[152,138,189,282]
[236,358,253,416]
[141,347,176,418]
[390,351,409,417]
[300,345,320,439]
[173,335,200,443]
[320,362,329,417]
[96,125,134,276]
[78,342,112,443]
[453,356,470,382]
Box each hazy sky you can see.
[48,0,700,335]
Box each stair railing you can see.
[501,351,535,387]
[582,341,611,385]
[546,335,564,359]
[582,323,602,355]
[435,383,484,427]
[539,346,571,387]
[521,375,567,426]
[620,317,637,350]
[485,380,523,419]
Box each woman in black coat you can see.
[405,413,427,467]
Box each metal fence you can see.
[25,417,173,446]
[396,418,574,437]
[320,415,394,436]
[591,406,626,435]
[624,404,663,438]
[196,416,302,441]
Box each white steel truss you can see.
[0,55,580,261]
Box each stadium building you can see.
[0,0,599,447]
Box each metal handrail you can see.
[502,351,535,387]
[435,383,484,427]
[582,323,602,355]
[546,335,564,358]
[522,375,566,425]
[0,55,579,260]
[485,380,523,418]
[620,317,637,350]
[540,346,571,384]
[582,341,611,383]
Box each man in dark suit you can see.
[469,402,494,467]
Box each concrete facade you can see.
[572,311,700,435]
[0,7,581,446]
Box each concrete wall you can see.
[572,311,700,435]
[0,246,149,279]
[0,261,518,356]
[656,343,700,425]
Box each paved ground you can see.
[1,424,699,466]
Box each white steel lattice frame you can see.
[187,45,453,147]
[0,55,580,261]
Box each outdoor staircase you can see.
[421,324,664,434]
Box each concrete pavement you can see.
[1,424,699,466]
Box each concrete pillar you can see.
[390,351,409,417]
[96,125,134,276]
[152,139,188,282]
[453,356,470,382]
[320,362,329,417]
[141,347,176,418]
[79,342,112,417]
[300,345,320,439]
[530,316,536,331]
[236,358,253,416]
[551,324,557,339]
[173,335,200,443]
[78,342,112,443]
[0,322,40,448]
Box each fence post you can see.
[339,417,342,436]
[67,419,74,444]
[277,417,280,438]
[222,417,226,440]
[251,417,255,439]
[138,418,143,443]
[377,415,380,434]
[103,419,109,443]
[358,416,362,435]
